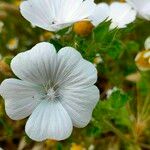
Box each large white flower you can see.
[0,42,99,141]
[20,0,96,32]
[126,0,150,20]
[89,3,110,26]
[109,2,136,29]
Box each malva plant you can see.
[0,0,150,149]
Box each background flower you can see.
[126,0,150,20]
[109,2,137,29]
[20,0,96,32]
[89,3,109,26]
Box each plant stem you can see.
[103,119,129,141]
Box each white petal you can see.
[126,0,150,9]
[20,0,57,31]
[67,0,96,22]
[139,3,150,20]
[25,100,73,141]
[126,0,140,9]
[60,86,100,128]
[11,42,57,85]
[109,2,136,29]
[20,0,96,31]
[0,79,43,120]
[126,0,150,20]
[89,3,110,26]
[53,47,82,86]
[58,59,97,88]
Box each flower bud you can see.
[135,50,150,71]
[6,37,19,51]
[73,21,94,37]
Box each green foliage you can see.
[93,90,132,134]
[109,90,129,109]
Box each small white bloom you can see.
[106,87,118,98]
[20,0,96,32]
[88,144,95,150]
[0,42,99,141]
[89,3,109,26]
[93,53,103,66]
[0,21,4,33]
[126,0,150,20]
[6,37,19,51]
[145,36,150,50]
[0,54,2,60]
[109,2,136,30]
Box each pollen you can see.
[73,21,94,37]
[47,88,56,100]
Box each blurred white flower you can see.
[93,53,103,66]
[145,36,150,50]
[126,0,150,20]
[0,54,2,60]
[106,87,118,98]
[89,3,109,26]
[88,144,95,150]
[0,42,99,141]
[0,21,4,33]
[6,38,19,51]
[20,0,96,32]
[109,2,136,30]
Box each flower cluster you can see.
[20,0,150,32]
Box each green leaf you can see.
[3,56,14,66]
[93,21,111,42]
[49,39,63,51]
[109,90,129,109]
[107,40,123,59]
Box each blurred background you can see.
[0,0,150,150]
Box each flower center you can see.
[47,88,56,100]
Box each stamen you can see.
[47,88,56,100]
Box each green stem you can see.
[103,119,129,141]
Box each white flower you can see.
[0,21,4,33]
[0,42,99,141]
[106,87,118,98]
[145,36,150,50]
[109,2,136,30]
[88,144,95,150]
[126,0,150,20]
[6,37,19,51]
[0,54,2,60]
[89,3,109,26]
[20,0,96,32]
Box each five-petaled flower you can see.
[0,42,100,141]
[20,0,96,32]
